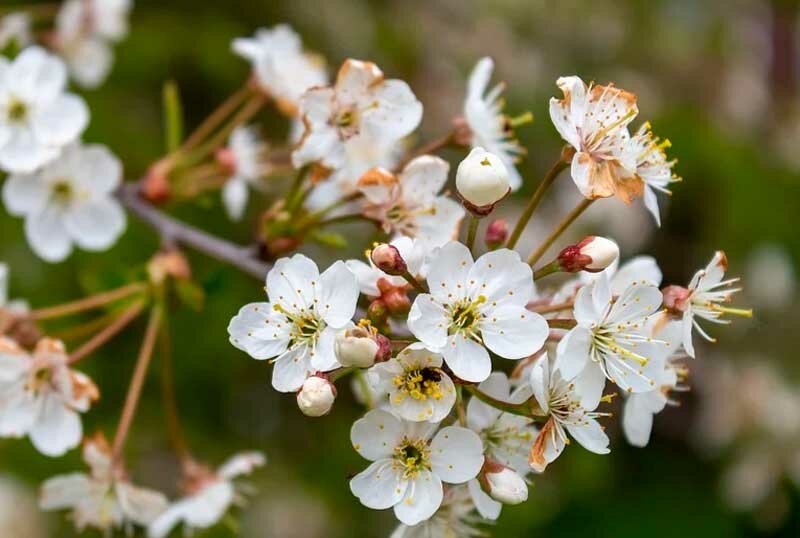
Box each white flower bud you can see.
[580,236,619,271]
[456,147,510,207]
[334,327,380,368]
[484,466,528,505]
[296,376,336,417]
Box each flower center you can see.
[6,97,28,123]
[334,105,360,139]
[52,180,74,204]
[26,365,52,393]
[273,304,325,348]
[393,437,431,480]
[393,367,443,402]
[447,296,486,337]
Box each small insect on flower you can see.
[40,432,168,534]
[0,46,89,173]
[227,254,359,392]
[2,143,126,263]
[349,409,483,525]
[408,242,548,383]
[549,76,643,203]
[0,337,99,457]
[367,344,457,423]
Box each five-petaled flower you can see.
[349,409,483,525]
[0,46,89,173]
[549,75,642,203]
[0,337,99,457]
[2,142,126,262]
[408,242,548,383]
[625,122,680,226]
[227,254,359,392]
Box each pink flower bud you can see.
[485,218,508,249]
[296,375,336,417]
[557,236,619,273]
[371,244,407,276]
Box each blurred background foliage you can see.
[1,0,799,536]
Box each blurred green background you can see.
[1,0,799,536]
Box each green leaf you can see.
[162,80,184,153]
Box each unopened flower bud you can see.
[557,236,619,273]
[215,147,237,174]
[480,460,528,505]
[335,327,380,368]
[485,218,508,249]
[376,278,411,314]
[296,375,336,417]
[662,285,691,314]
[456,147,510,210]
[367,299,389,326]
[371,244,407,276]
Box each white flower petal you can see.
[266,254,320,314]
[351,409,404,461]
[222,177,249,221]
[31,93,89,147]
[24,206,72,262]
[271,346,312,393]
[469,249,533,309]
[554,327,591,380]
[467,477,502,520]
[350,459,407,510]
[393,471,442,526]
[426,242,473,302]
[317,260,358,328]
[64,198,126,251]
[441,334,491,383]
[407,294,448,350]
[565,418,610,455]
[40,473,92,510]
[430,426,483,484]
[227,302,291,360]
[481,306,547,360]
[29,392,82,457]
[1,172,49,216]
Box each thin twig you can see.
[68,301,146,364]
[527,198,594,266]
[30,282,147,320]
[178,83,253,154]
[118,183,270,280]
[506,159,569,249]
[112,306,162,463]
[159,314,192,463]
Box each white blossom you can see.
[528,353,609,472]
[625,122,679,226]
[148,452,265,538]
[358,156,464,247]
[390,485,484,538]
[40,432,168,533]
[455,147,510,208]
[549,75,642,203]
[367,343,456,423]
[464,57,526,190]
[296,375,336,417]
[232,24,327,117]
[0,13,31,51]
[0,337,98,457]
[228,254,359,392]
[2,143,126,262]
[408,242,548,383]
[556,272,667,393]
[0,46,88,172]
[349,409,483,525]
[219,125,268,221]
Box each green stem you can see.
[527,198,594,266]
[462,384,544,419]
[533,260,562,281]
[455,385,467,426]
[330,366,357,382]
[466,216,480,252]
[506,158,569,249]
[401,271,428,294]
[355,370,374,409]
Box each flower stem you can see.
[178,82,253,154]
[355,370,374,409]
[401,271,428,294]
[532,260,562,281]
[159,314,192,463]
[30,282,147,320]
[462,384,543,419]
[531,300,574,315]
[506,158,569,249]
[455,385,467,426]
[547,318,577,330]
[68,300,146,364]
[112,306,162,464]
[527,198,594,266]
[330,366,357,382]
[315,213,373,227]
[466,216,480,253]
[395,131,454,172]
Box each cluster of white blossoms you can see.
[0,9,756,536]
[225,30,752,531]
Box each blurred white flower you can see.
[218,125,268,221]
[367,343,456,422]
[228,254,359,392]
[358,155,464,247]
[350,409,483,525]
[0,337,98,457]
[745,244,795,311]
[292,59,422,173]
[232,24,327,118]
[0,13,31,50]
[0,46,88,172]
[148,452,265,538]
[54,0,132,88]
[528,353,609,472]
[556,272,666,393]
[464,57,526,190]
[549,76,642,203]
[40,432,168,533]
[2,143,126,262]
[408,242,548,383]
[0,262,27,313]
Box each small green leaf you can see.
[162,80,184,153]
